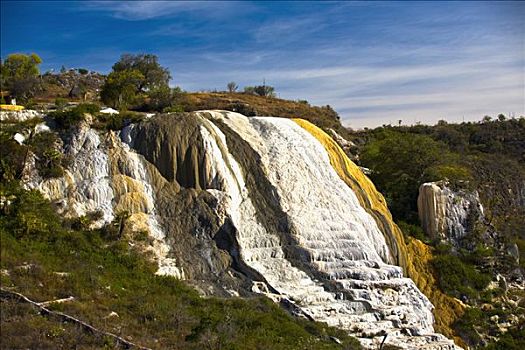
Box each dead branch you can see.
[0,288,152,350]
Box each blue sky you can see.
[1,1,524,128]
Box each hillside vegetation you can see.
[352,117,525,349]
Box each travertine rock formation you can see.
[418,181,484,242]
[24,111,462,349]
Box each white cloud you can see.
[74,2,524,128]
[85,1,243,21]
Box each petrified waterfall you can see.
[27,111,462,349]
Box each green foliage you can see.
[93,110,144,131]
[29,131,64,178]
[360,130,464,223]
[227,81,238,93]
[0,182,362,349]
[397,220,428,241]
[77,68,89,75]
[0,134,28,182]
[54,97,68,110]
[242,84,276,97]
[112,54,171,91]
[243,84,276,97]
[100,69,145,110]
[485,322,525,350]
[0,53,42,102]
[48,103,100,129]
[145,85,185,112]
[453,308,485,346]
[1,53,41,81]
[162,105,184,113]
[432,249,492,301]
[101,54,173,111]
[453,306,525,349]
[244,86,256,94]
[0,118,64,181]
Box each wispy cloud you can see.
[84,1,246,21]
[2,1,522,128]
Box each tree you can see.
[253,84,275,97]
[244,86,256,95]
[112,54,170,91]
[243,84,275,97]
[227,81,238,93]
[100,70,145,110]
[360,130,460,223]
[0,53,42,102]
[147,85,183,112]
[101,54,172,110]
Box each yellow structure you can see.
[293,118,465,345]
[0,104,25,111]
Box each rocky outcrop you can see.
[25,111,462,349]
[418,181,484,243]
[0,109,42,122]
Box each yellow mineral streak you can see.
[115,192,152,214]
[293,118,464,344]
[0,104,24,111]
[39,171,75,202]
[112,174,145,197]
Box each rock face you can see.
[26,111,461,349]
[418,181,484,243]
[0,109,42,122]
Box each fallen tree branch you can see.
[1,288,152,350]
[37,295,75,307]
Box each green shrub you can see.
[29,131,64,179]
[397,220,428,241]
[54,98,68,110]
[94,110,144,131]
[432,252,492,300]
[162,105,184,113]
[485,321,525,350]
[48,103,100,129]
[453,308,485,346]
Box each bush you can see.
[397,220,428,241]
[432,252,492,300]
[162,105,184,113]
[54,98,68,110]
[48,103,100,129]
[93,110,144,131]
[30,132,64,179]
[453,308,485,346]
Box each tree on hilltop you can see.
[101,54,172,110]
[101,69,145,110]
[112,54,170,91]
[243,83,276,97]
[0,53,42,102]
[227,81,238,93]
